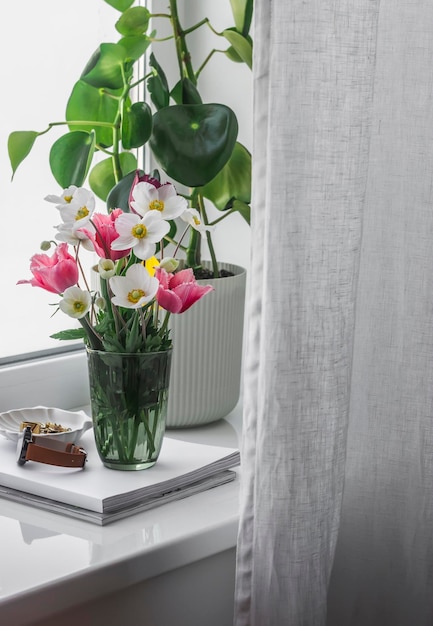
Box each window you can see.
[0,0,118,360]
[0,0,252,364]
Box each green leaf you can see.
[232,199,251,224]
[125,311,141,352]
[222,29,252,69]
[115,6,150,36]
[225,46,244,63]
[103,0,134,10]
[66,80,119,147]
[230,0,253,35]
[81,43,128,90]
[8,131,39,178]
[147,53,170,110]
[150,104,238,187]
[49,131,96,188]
[170,78,203,105]
[89,152,137,201]
[118,34,152,61]
[50,328,87,341]
[201,142,251,209]
[106,169,141,212]
[122,101,152,149]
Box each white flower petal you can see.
[130,182,158,216]
[59,286,91,319]
[133,239,156,261]
[109,263,158,309]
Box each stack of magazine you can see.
[0,432,240,525]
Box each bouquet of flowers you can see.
[19,173,214,353]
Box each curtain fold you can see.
[235,0,433,623]
[327,2,433,624]
[234,1,380,624]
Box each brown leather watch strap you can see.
[25,435,87,468]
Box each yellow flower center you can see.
[131,224,148,239]
[149,199,164,212]
[128,289,146,304]
[64,195,73,203]
[75,205,89,220]
[193,216,201,226]
[73,301,86,313]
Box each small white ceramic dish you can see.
[0,406,92,444]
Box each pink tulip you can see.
[18,243,78,294]
[155,267,214,314]
[80,209,130,261]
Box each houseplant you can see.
[9,0,253,427]
[18,181,214,468]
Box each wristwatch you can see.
[17,426,87,469]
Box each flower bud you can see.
[98,258,116,279]
[40,240,52,251]
[159,257,179,273]
[95,296,106,310]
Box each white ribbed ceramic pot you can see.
[166,262,246,428]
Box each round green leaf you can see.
[121,101,152,149]
[150,104,239,187]
[118,34,152,61]
[201,142,251,210]
[66,80,118,147]
[8,130,39,178]
[49,131,96,188]
[89,152,137,201]
[81,43,128,90]
[115,6,150,36]
[103,0,134,11]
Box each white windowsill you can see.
[0,353,242,626]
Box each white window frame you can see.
[0,350,89,414]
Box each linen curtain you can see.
[234,1,433,624]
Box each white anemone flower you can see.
[130,181,187,220]
[55,223,94,250]
[111,211,170,261]
[180,208,215,239]
[110,263,159,309]
[45,185,78,208]
[59,286,91,319]
[58,187,95,229]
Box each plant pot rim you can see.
[86,347,173,357]
[198,261,247,282]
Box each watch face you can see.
[17,426,32,466]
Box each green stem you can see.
[195,49,219,80]
[169,0,196,84]
[198,194,219,277]
[159,310,171,340]
[185,226,201,268]
[183,17,210,36]
[163,235,187,251]
[209,208,237,226]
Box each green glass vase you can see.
[86,349,172,470]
